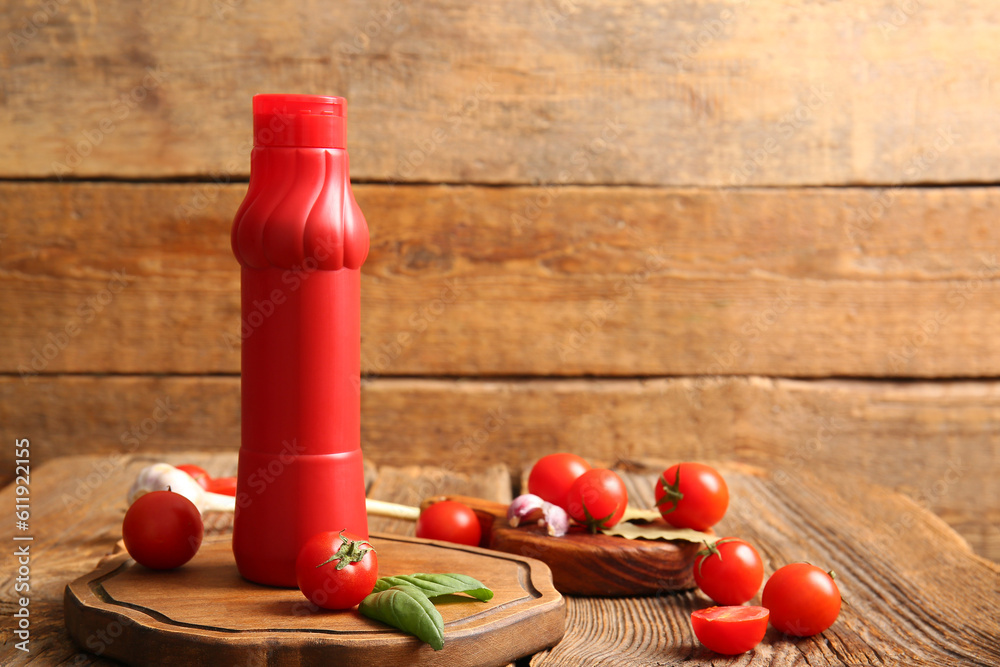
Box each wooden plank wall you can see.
[1,1,998,560]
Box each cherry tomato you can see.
[655,462,729,531]
[175,464,211,490]
[691,605,769,655]
[415,500,482,546]
[295,531,378,610]
[694,537,764,605]
[565,468,628,532]
[762,563,841,636]
[122,490,204,570]
[528,453,591,510]
[206,476,237,496]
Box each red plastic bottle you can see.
[230,95,370,587]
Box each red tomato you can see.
[175,464,211,490]
[122,490,204,570]
[694,537,764,605]
[415,500,482,546]
[655,462,729,531]
[296,531,378,610]
[762,563,841,636]
[565,468,628,532]
[528,453,591,510]
[691,606,769,655]
[206,476,237,496]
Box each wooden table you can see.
[2,453,998,666]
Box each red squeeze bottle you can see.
[230,95,370,587]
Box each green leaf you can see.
[372,573,494,602]
[359,584,445,651]
[603,520,717,543]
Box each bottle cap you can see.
[252,94,347,148]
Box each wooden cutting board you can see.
[64,534,565,667]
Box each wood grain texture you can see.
[5,456,997,666]
[529,462,1000,666]
[5,182,1000,377]
[4,375,998,561]
[0,454,515,667]
[0,1,995,186]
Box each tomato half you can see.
[694,537,764,605]
[655,462,729,531]
[175,464,211,490]
[296,531,378,610]
[762,563,841,636]
[122,490,204,570]
[691,605,769,655]
[565,468,628,532]
[528,453,591,510]
[415,500,482,546]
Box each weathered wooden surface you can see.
[0,453,513,666]
[4,182,1000,377]
[4,375,999,560]
[3,456,998,666]
[0,1,995,186]
[529,461,1000,666]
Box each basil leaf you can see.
[372,573,494,602]
[359,584,444,651]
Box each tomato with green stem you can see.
[415,500,482,547]
[694,537,764,605]
[565,468,628,533]
[655,462,729,531]
[762,563,841,636]
[691,606,769,655]
[122,490,204,570]
[296,530,378,610]
[528,453,591,510]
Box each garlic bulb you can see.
[128,463,235,514]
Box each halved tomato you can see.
[691,605,769,655]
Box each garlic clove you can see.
[507,493,546,527]
[543,502,570,537]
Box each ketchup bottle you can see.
[230,95,369,587]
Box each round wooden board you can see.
[64,535,566,667]
[488,523,701,597]
[432,496,703,597]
